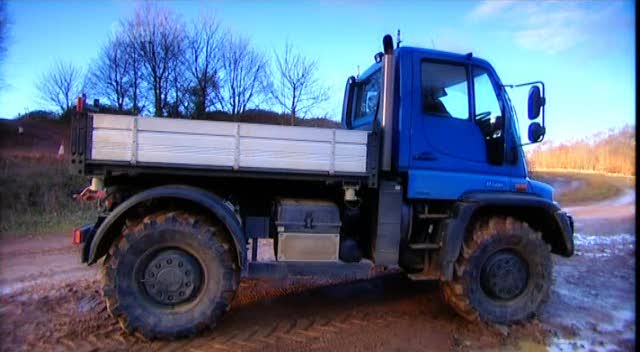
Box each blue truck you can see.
[71,34,574,339]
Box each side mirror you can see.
[341,76,356,129]
[528,122,546,143]
[527,85,545,120]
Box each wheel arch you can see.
[440,192,574,280]
[86,185,247,269]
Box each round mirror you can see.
[528,122,546,143]
[527,86,543,120]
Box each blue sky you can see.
[0,0,635,144]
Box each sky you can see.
[0,0,635,144]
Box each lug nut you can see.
[167,258,172,264]
[178,262,183,268]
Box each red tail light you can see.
[73,228,83,245]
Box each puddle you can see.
[573,233,635,258]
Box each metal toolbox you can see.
[274,198,341,262]
[277,233,339,262]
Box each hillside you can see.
[0,117,69,157]
[526,125,635,176]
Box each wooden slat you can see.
[92,114,133,130]
[138,117,237,136]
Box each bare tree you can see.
[217,34,269,116]
[167,52,190,118]
[271,41,329,125]
[37,61,83,113]
[185,15,223,117]
[124,36,144,115]
[86,36,130,111]
[124,4,186,117]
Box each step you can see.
[417,213,449,219]
[408,243,441,250]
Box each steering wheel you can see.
[475,111,492,120]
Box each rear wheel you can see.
[442,217,552,324]
[102,211,239,339]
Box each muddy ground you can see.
[0,181,635,351]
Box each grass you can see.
[530,170,635,206]
[0,154,98,238]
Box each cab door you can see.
[409,55,487,172]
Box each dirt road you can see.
[0,183,635,351]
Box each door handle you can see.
[413,152,437,161]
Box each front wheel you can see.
[102,211,239,339]
[442,217,552,324]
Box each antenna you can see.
[356,65,360,78]
[396,29,402,48]
[431,38,436,49]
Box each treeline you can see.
[36,4,329,125]
[527,125,635,176]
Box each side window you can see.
[421,61,469,119]
[473,67,503,138]
[354,69,381,121]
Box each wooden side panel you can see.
[239,138,332,171]
[334,143,368,173]
[92,129,132,161]
[89,114,369,174]
[137,132,235,166]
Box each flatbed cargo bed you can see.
[71,113,379,185]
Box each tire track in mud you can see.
[0,244,76,258]
[1,273,512,352]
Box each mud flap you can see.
[372,180,403,266]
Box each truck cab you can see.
[345,46,540,199]
[71,34,573,339]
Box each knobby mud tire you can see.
[442,217,552,324]
[101,211,239,340]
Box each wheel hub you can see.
[480,250,529,301]
[143,249,202,305]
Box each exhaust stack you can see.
[380,34,395,171]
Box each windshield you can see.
[354,68,382,122]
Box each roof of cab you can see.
[395,46,492,67]
[357,45,495,80]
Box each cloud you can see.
[514,26,581,54]
[467,0,515,20]
[467,0,627,54]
